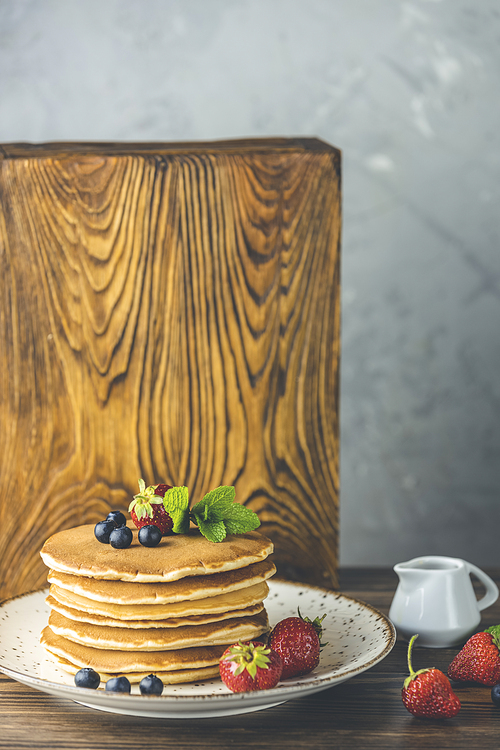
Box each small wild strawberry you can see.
[128,479,173,536]
[448,625,500,686]
[402,635,461,718]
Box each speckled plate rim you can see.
[0,580,396,718]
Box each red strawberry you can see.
[154,483,172,498]
[219,640,282,692]
[402,635,461,718]
[128,479,173,536]
[448,626,500,686]
[268,610,326,679]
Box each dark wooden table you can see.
[2,568,500,750]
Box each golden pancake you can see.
[47,560,276,604]
[46,593,264,629]
[52,653,220,684]
[48,581,269,621]
[41,626,229,673]
[48,609,269,651]
[40,526,273,583]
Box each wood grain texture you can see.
[0,139,341,598]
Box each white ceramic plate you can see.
[0,580,395,718]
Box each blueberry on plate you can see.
[74,667,100,689]
[138,525,162,548]
[106,510,127,528]
[94,520,116,544]
[139,674,164,696]
[492,684,500,706]
[105,676,131,693]
[109,526,133,549]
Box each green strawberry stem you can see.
[223,641,271,679]
[485,625,500,650]
[403,634,433,689]
[128,479,165,521]
[407,634,418,678]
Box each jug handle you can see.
[466,563,500,611]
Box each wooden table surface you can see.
[2,567,500,750]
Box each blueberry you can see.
[109,526,133,549]
[138,525,162,548]
[94,520,115,544]
[105,676,131,693]
[492,684,500,706]
[139,673,164,696]
[74,667,100,689]
[107,510,127,528]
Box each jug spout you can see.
[394,564,431,589]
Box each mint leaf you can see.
[202,485,235,506]
[196,516,227,543]
[188,485,260,542]
[191,486,235,522]
[163,486,190,534]
[223,502,261,535]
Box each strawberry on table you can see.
[402,635,461,718]
[448,625,500,686]
[128,479,173,536]
[268,610,326,679]
[219,641,283,692]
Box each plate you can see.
[0,580,395,718]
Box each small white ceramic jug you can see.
[389,555,499,648]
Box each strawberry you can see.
[402,635,461,718]
[153,483,172,498]
[268,609,326,679]
[219,640,282,692]
[128,479,173,536]
[448,625,500,686]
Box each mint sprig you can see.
[161,484,260,543]
[195,516,227,543]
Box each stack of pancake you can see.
[40,525,275,684]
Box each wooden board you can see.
[0,138,341,598]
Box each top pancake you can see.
[40,525,273,583]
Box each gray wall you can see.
[1,0,499,567]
